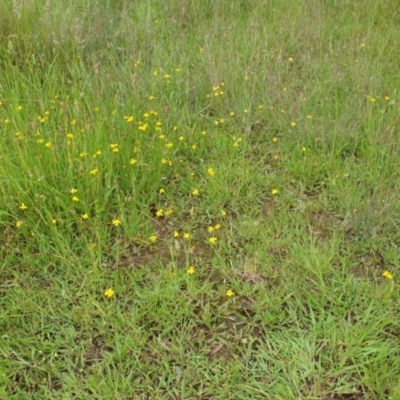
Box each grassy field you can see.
[1,0,400,398]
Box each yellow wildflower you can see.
[149,235,158,243]
[209,237,218,244]
[112,219,122,226]
[19,203,28,210]
[173,231,180,238]
[271,189,279,195]
[16,221,23,228]
[72,196,79,202]
[156,209,164,217]
[192,189,199,196]
[207,168,215,176]
[226,289,234,297]
[187,267,196,275]
[183,233,191,240]
[104,288,115,298]
[130,158,138,165]
[383,271,394,280]
[82,213,89,220]
[90,169,98,175]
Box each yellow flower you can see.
[173,231,180,238]
[82,213,89,220]
[221,210,227,217]
[51,219,57,224]
[214,224,221,230]
[208,226,215,232]
[72,196,79,202]
[104,288,115,298]
[192,189,199,196]
[230,111,235,116]
[130,158,138,165]
[271,189,279,195]
[110,143,118,149]
[165,209,173,216]
[165,142,173,148]
[183,233,191,240]
[16,221,23,228]
[307,115,313,119]
[70,188,78,194]
[66,133,74,139]
[187,266,196,275]
[288,57,294,62]
[291,122,296,127]
[302,147,307,152]
[156,209,164,217]
[159,188,165,194]
[209,237,218,244]
[112,219,122,226]
[272,137,278,143]
[17,105,23,111]
[45,142,52,148]
[207,168,215,176]
[383,271,394,280]
[226,289,234,297]
[90,169,98,175]
[385,96,390,101]
[19,203,28,210]
[149,235,158,243]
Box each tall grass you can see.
[1,1,400,398]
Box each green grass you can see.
[1,1,400,398]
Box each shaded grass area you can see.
[1,1,400,398]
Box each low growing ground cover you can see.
[1,1,400,399]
